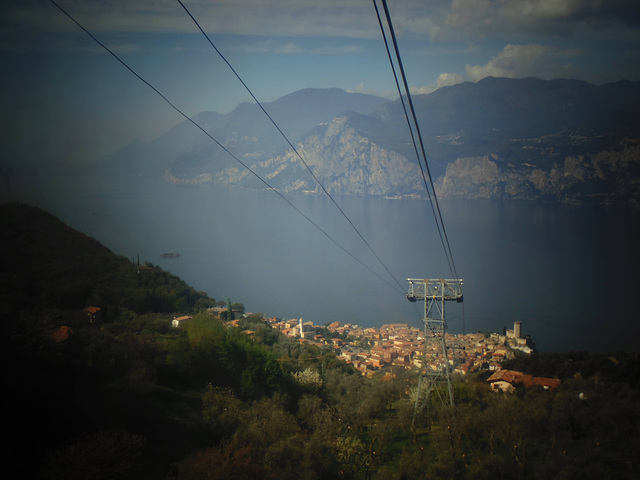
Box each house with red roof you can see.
[172,315,192,328]
[487,369,561,393]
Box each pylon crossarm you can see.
[406,278,464,303]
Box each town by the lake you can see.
[195,309,535,377]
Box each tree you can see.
[231,302,245,313]
[292,367,324,390]
[334,435,368,478]
[40,430,148,480]
[168,443,263,480]
[202,385,246,440]
[226,298,233,321]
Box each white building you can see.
[172,315,192,328]
[298,318,315,339]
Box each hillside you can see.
[95,79,640,206]
[4,203,640,479]
[0,202,214,318]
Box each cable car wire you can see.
[371,0,448,273]
[176,0,406,294]
[377,0,458,279]
[374,0,460,280]
[375,0,465,333]
[47,0,405,295]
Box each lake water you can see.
[5,172,640,353]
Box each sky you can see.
[2,0,640,167]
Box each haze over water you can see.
[6,171,640,354]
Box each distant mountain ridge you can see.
[96,79,640,206]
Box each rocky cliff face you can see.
[165,115,424,197]
[436,145,640,206]
[251,116,424,196]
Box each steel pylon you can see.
[407,278,463,427]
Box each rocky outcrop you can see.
[436,145,640,206]
[258,116,423,196]
[203,115,424,197]
[438,155,502,199]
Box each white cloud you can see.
[348,82,366,94]
[234,40,304,55]
[465,44,582,81]
[225,40,363,56]
[410,72,465,95]
[435,72,465,88]
[347,82,397,100]
[311,45,365,55]
[409,85,433,95]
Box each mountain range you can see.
[96,77,640,206]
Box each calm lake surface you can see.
[6,172,640,353]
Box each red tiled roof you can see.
[487,369,561,390]
[532,377,562,390]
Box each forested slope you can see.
[0,202,214,318]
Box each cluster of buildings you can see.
[267,317,321,340]
[263,316,535,377]
[183,309,560,391]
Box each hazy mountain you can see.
[379,77,640,138]
[98,79,640,205]
[95,88,387,179]
[94,111,225,178]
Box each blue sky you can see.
[2,0,640,166]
